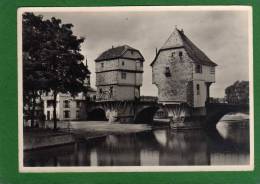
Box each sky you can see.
[34,8,250,98]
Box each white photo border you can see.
[17,6,254,173]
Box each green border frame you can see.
[0,0,259,183]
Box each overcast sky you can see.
[35,8,250,97]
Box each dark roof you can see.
[151,28,217,67]
[177,30,217,67]
[95,45,144,62]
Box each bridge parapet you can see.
[139,96,158,102]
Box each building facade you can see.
[41,90,96,121]
[41,61,96,121]
[151,27,217,108]
[95,45,145,101]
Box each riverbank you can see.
[23,128,75,151]
[23,121,152,151]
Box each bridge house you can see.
[95,45,145,101]
[151,27,217,116]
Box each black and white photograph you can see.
[18,6,253,172]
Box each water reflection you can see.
[153,130,210,165]
[24,121,250,166]
[210,120,250,165]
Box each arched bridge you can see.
[86,96,160,123]
[205,103,249,128]
[86,97,250,128]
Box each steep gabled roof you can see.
[151,28,217,67]
[95,45,144,62]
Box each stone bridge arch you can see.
[134,105,160,123]
[205,103,249,129]
[87,107,108,121]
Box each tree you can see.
[23,13,48,127]
[225,81,249,104]
[22,13,88,130]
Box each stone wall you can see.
[96,57,143,101]
[152,48,193,104]
[96,59,118,73]
[97,85,139,101]
[96,70,118,86]
[193,81,207,107]
[193,64,215,83]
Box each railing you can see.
[208,97,227,104]
[208,97,249,105]
[139,96,158,102]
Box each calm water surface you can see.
[24,120,250,166]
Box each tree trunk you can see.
[31,91,36,128]
[53,91,58,131]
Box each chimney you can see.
[181,29,184,33]
[112,45,114,49]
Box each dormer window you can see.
[165,66,171,77]
[195,64,202,73]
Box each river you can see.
[24,117,250,167]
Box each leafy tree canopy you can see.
[22,12,89,129]
[22,12,88,95]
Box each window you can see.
[64,100,70,108]
[140,62,143,67]
[171,52,175,58]
[76,101,81,108]
[210,67,215,74]
[101,63,104,68]
[76,110,80,119]
[179,51,183,57]
[99,88,103,94]
[195,64,202,73]
[122,61,125,66]
[196,84,200,95]
[47,111,50,120]
[165,66,171,77]
[110,86,113,96]
[47,100,53,107]
[121,72,127,79]
[64,110,70,118]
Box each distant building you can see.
[95,45,145,101]
[41,61,96,121]
[151,27,217,108]
[42,90,96,121]
[23,93,44,127]
[225,81,249,104]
